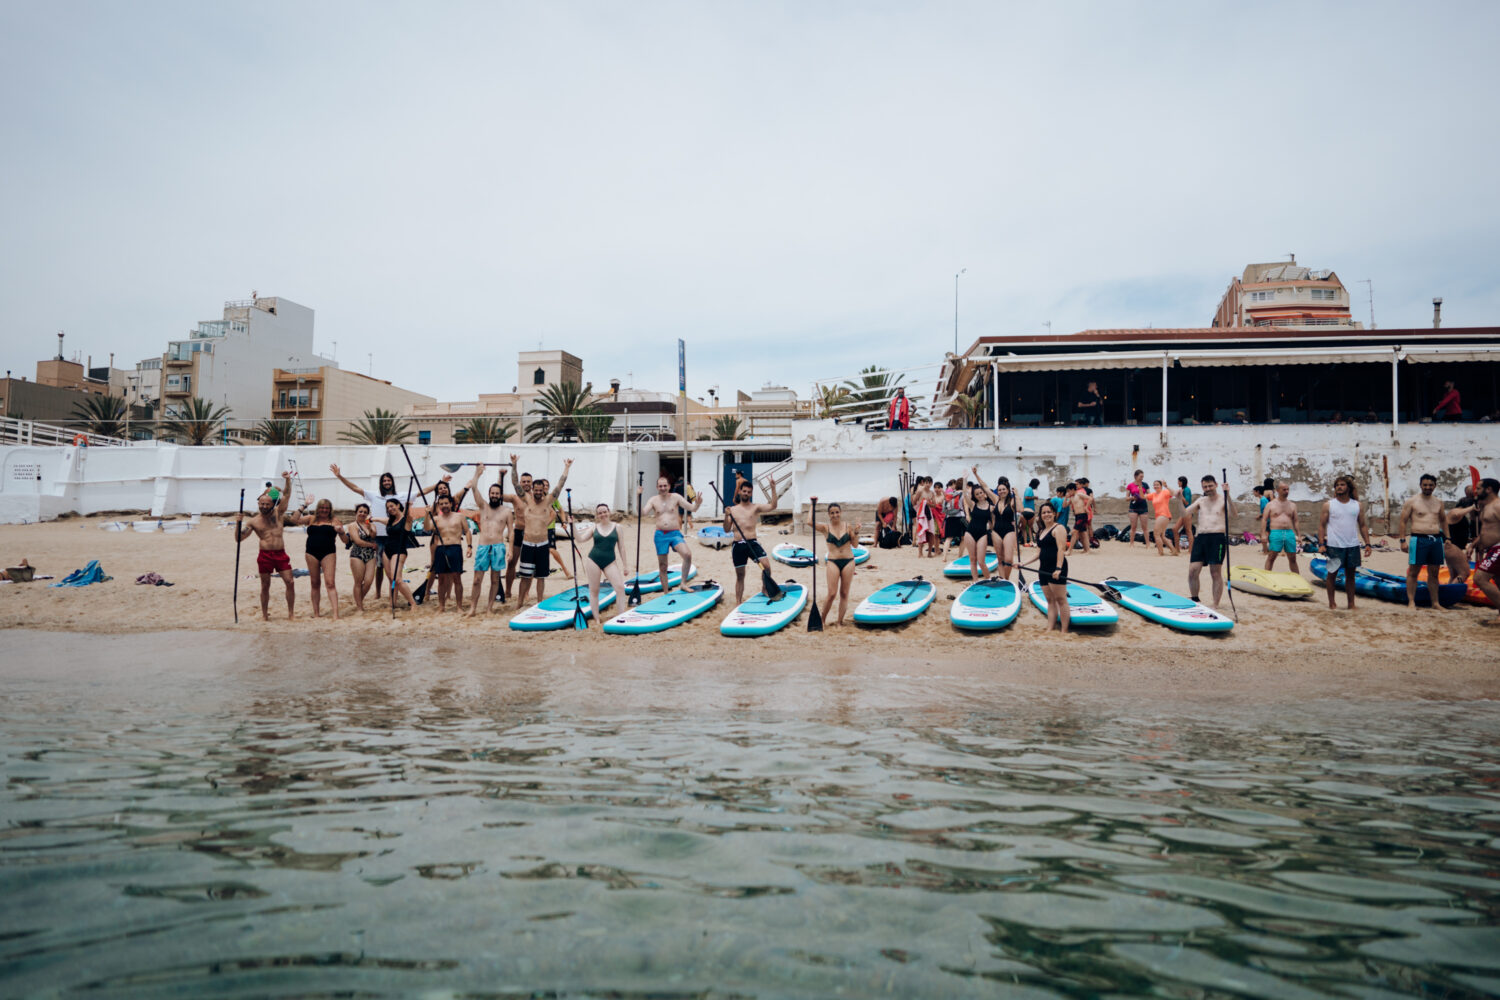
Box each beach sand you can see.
[1,515,1493,702]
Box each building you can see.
[161,296,331,426]
[518,349,584,409]
[2,355,152,432]
[1211,258,1360,330]
[406,394,523,446]
[126,358,161,413]
[735,384,807,438]
[270,367,435,444]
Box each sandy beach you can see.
[1,514,1493,702]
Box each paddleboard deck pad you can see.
[950,579,1022,630]
[854,578,937,625]
[721,582,807,636]
[509,584,617,631]
[603,582,723,635]
[1106,579,1234,632]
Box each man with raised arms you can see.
[1318,475,1372,611]
[1260,480,1301,573]
[504,467,534,601]
[1181,474,1232,609]
[1398,473,1449,610]
[505,454,571,608]
[466,465,514,617]
[427,492,472,613]
[1468,478,1500,624]
[725,474,779,604]
[236,470,296,621]
[643,474,702,593]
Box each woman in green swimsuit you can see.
[570,502,630,622]
[809,502,862,626]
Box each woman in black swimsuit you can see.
[377,498,418,612]
[346,503,379,612]
[988,478,1020,582]
[964,465,1001,582]
[288,497,347,620]
[1019,502,1070,633]
[809,502,862,625]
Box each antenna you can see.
[1358,279,1375,329]
[368,353,373,375]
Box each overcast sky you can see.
[3,1,1497,409]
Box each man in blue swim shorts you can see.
[466,468,514,617]
[1398,473,1449,610]
[1260,480,1301,573]
[643,474,702,593]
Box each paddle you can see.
[629,471,644,606]
[565,488,586,630]
[1069,576,1123,601]
[232,487,245,623]
[439,462,484,473]
[901,574,926,603]
[807,496,823,632]
[1222,467,1239,623]
[399,444,441,607]
[396,473,414,619]
[709,480,782,600]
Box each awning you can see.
[1400,345,1500,364]
[989,350,1169,373]
[1173,347,1397,367]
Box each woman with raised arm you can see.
[345,502,379,610]
[964,466,1000,582]
[373,497,418,613]
[286,496,344,620]
[1019,500,1071,634]
[810,502,863,625]
[989,476,1021,580]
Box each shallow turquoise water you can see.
[1,633,1498,997]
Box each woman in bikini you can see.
[287,497,345,620]
[809,502,862,625]
[1019,501,1070,633]
[989,477,1020,581]
[964,466,1000,581]
[375,497,418,613]
[568,502,630,623]
[346,502,379,610]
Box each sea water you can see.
[1,631,1497,997]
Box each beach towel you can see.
[52,560,111,587]
[135,572,175,587]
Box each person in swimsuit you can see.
[643,475,702,593]
[809,502,862,626]
[288,496,345,620]
[428,493,473,613]
[1182,474,1234,609]
[989,478,1020,580]
[725,475,780,603]
[375,497,419,613]
[346,502,379,612]
[1399,473,1449,611]
[1174,475,1195,554]
[1125,469,1149,548]
[503,455,572,609]
[330,464,399,598]
[1468,478,1500,623]
[1021,478,1039,546]
[1066,479,1092,555]
[942,479,967,553]
[1019,501,1070,633]
[569,502,630,623]
[504,468,534,600]
[467,468,514,617]
[964,466,999,582]
[1445,486,1477,584]
[236,471,297,621]
[1318,474,1371,611]
[1146,479,1177,557]
[1261,480,1299,572]
[541,482,573,581]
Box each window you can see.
[533,367,546,385]
[1311,288,1336,301]
[418,430,432,444]
[167,375,181,389]
[1249,290,1275,302]
[453,427,469,443]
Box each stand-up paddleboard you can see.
[950,578,1022,630]
[853,578,937,625]
[1439,564,1493,607]
[623,563,697,595]
[721,582,807,636]
[1105,579,1234,633]
[1311,557,1466,607]
[603,582,723,635]
[1228,565,1314,599]
[943,553,1000,578]
[509,584,617,631]
[696,525,732,550]
[771,543,817,567]
[1026,581,1119,626]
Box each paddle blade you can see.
[627,585,641,606]
[762,568,783,600]
[440,463,462,473]
[574,607,588,630]
[413,578,430,605]
[807,599,823,632]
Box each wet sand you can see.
[1,515,1494,703]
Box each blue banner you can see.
[677,339,686,393]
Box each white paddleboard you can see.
[1026,581,1119,626]
[950,578,1023,630]
[853,578,937,625]
[771,543,817,567]
[509,584,617,631]
[721,582,807,636]
[623,563,697,594]
[603,582,723,634]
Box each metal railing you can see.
[0,416,136,447]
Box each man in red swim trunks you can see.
[1469,478,1500,624]
[236,471,296,621]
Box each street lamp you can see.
[954,268,967,354]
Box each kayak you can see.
[1310,558,1466,607]
[623,563,698,595]
[853,578,937,625]
[603,582,724,635]
[1439,564,1494,607]
[695,525,733,550]
[720,582,807,636]
[508,584,616,631]
[1228,565,1314,599]
[1106,579,1234,633]
[950,578,1023,631]
[771,543,818,567]
[943,553,1000,578]
[1026,581,1118,626]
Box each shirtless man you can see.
[1260,480,1300,573]
[643,474,702,592]
[505,454,571,608]
[1182,474,1232,608]
[428,493,472,613]
[504,467,534,600]
[724,475,780,603]
[1468,478,1500,623]
[467,466,514,616]
[1398,473,1448,610]
[236,471,296,621]
[1446,486,1478,583]
[1067,480,1092,554]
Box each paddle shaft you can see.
[565,489,585,628]
[232,488,245,623]
[630,472,643,605]
[807,498,823,631]
[708,481,780,599]
[398,444,440,606]
[1222,466,1238,622]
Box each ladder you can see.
[286,459,309,507]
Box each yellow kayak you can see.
[1229,565,1315,599]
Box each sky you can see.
[3,0,1498,409]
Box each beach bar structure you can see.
[937,326,1500,435]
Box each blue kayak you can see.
[853,578,936,625]
[1105,579,1234,633]
[1310,557,1466,607]
[603,582,723,635]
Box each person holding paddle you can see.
[505,455,572,609]
[467,469,514,617]
[504,465,535,599]
[571,501,630,624]
[963,467,1000,582]
[374,497,419,614]
[808,502,862,626]
[329,464,399,598]
[724,475,780,604]
[1018,500,1070,633]
[235,471,296,621]
[643,474,702,593]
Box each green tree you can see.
[457,416,516,444]
[71,394,128,438]
[338,408,414,445]
[245,418,302,444]
[526,381,609,442]
[159,397,233,445]
[815,384,852,419]
[712,415,746,440]
[950,394,986,428]
[841,366,905,415]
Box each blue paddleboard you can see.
[508,584,617,631]
[721,582,807,636]
[950,578,1022,631]
[853,578,937,625]
[1107,579,1234,632]
[603,582,723,635]
[1026,581,1119,626]
[944,553,1000,578]
[623,563,698,595]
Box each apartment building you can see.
[1211,258,1360,330]
[270,367,435,443]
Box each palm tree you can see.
[71,394,128,438]
[815,384,852,419]
[245,418,302,445]
[456,417,517,444]
[338,408,414,445]
[949,394,987,428]
[527,381,608,442]
[712,415,746,440]
[842,366,905,415]
[159,397,233,445]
